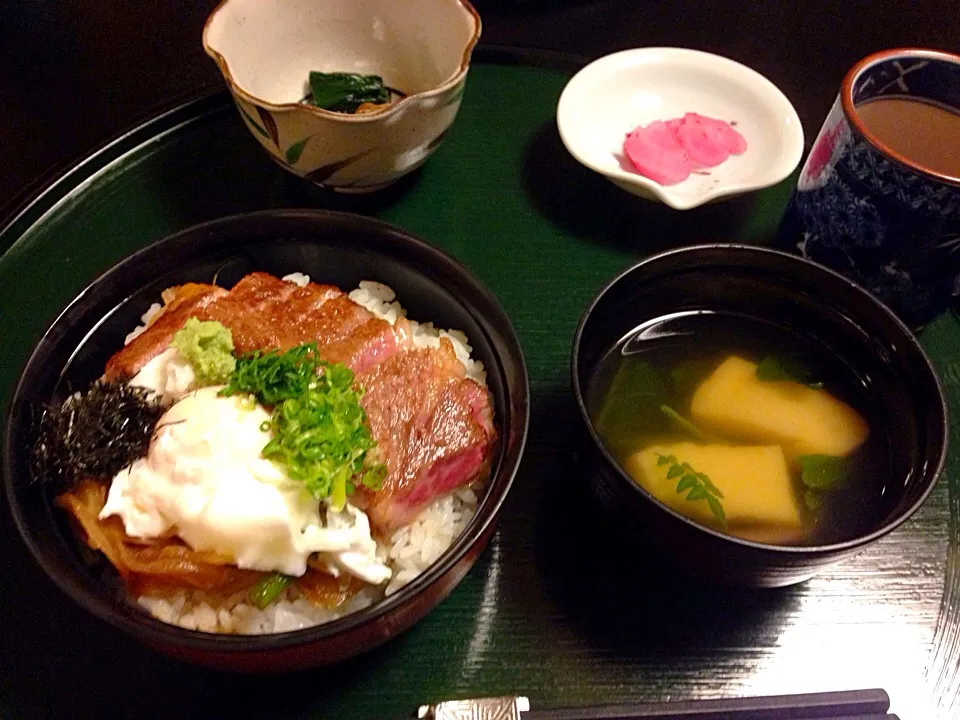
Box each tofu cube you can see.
[690,356,868,458]
[625,441,803,532]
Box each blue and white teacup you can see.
[777,48,960,328]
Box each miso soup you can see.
[586,311,896,546]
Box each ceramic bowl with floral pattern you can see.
[203,0,481,192]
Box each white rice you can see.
[282,272,310,288]
[124,302,163,345]
[132,275,487,634]
[138,488,478,634]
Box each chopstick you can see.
[408,689,894,720]
[520,689,893,720]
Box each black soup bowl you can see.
[572,244,947,588]
[3,209,529,671]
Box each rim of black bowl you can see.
[571,242,948,555]
[3,208,530,652]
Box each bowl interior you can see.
[204,0,479,104]
[3,209,527,654]
[557,48,804,209]
[574,245,946,550]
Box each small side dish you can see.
[556,47,803,209]
[202,0,481,190]
[32,271,495,634]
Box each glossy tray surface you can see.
[1,54,958,719]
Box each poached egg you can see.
[100,385,391,584]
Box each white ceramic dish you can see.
[203,0,480,193]
[556,48,804,210]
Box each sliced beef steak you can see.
[105,273,408,379]
[356,337,496,533]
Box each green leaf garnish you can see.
[307,72,390,113]
[755,354,823,389]
[261,365,384,508]
[221,343,386,509]
[655,453,726,526]
[706,495,725,520]
[248,572,293,609]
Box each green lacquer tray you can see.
[1,49,959,719]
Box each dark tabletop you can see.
[2,0,958,215]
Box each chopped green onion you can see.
[221,343,321,406]
[221,343,387,508]
[248,573,293,609]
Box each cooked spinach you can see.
[755,354,823,389]
[797,454,847,511]
[306,72,390,113]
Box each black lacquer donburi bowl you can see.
[3,209,529,671]
[571,244,947,588]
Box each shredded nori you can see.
[31,380,164,488]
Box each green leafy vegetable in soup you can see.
[594,359,669,449]
[659,404,709,441]
[755,353,823,389]
[797,454,848,511]
[171,318,236,386]
[797,454,848,490]
[669,359,715,397]
[307,71,391,113]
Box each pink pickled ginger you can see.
[622,120,692,186]
[622,113,747,186]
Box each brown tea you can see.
[855,97,960,177]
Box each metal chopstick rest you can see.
[417,696,530,719]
